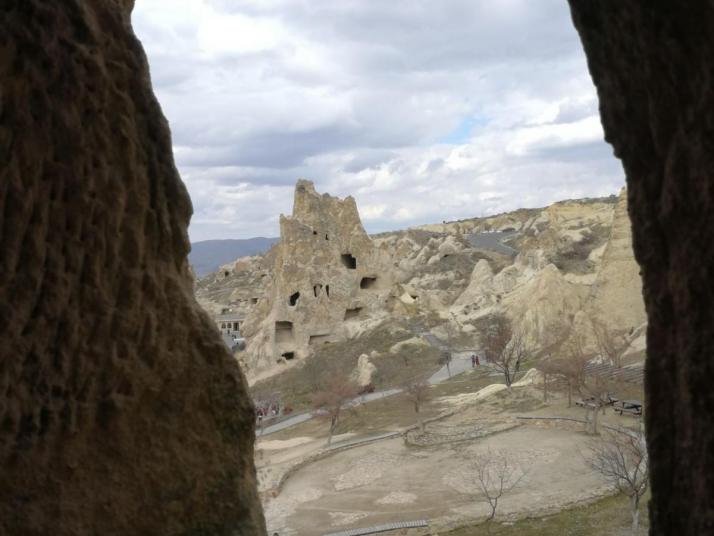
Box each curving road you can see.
[466,230,519,257]
[259,328,481,436]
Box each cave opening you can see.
[289,292,300,306]
[309,334,331,345]
[281,351,295,360]
[340,253,357,269]
[344,307,363,320]
[275,321,294,343]
[313,284,323,297]
[360,277,377,289]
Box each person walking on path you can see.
[476,355,480,366]
[471,354,476,368]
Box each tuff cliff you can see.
[199,185,645,378]
[239,181,393,372]
[0,2,264,534]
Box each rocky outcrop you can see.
[583,189,646,332]
[502,264,588,347]
[0,3,264,535]
[196,254,274,317]
[352,354,377,387]
[202,187,647,370]
[568,1,714,532]
[241,181,393,372]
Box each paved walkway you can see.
[323,519,429,536]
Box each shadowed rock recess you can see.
[0,2,265,535]
[568,1,714,534]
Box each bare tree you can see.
[479,313,528,390]
[590,317,629,368]
[560,332,606,433]
[470,448,527,531]
[556,326,591,409]
[587,428,649,533]
[535,359,561,402]
[437,350,452,378]
[403,378,431,433]
[311,371,359,446]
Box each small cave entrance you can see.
[340,253,357,269]
[325,233,329,240]
[344,307,363,320]
[360,276,377,290]
[313,230,318,235]
[313,284,323,297]
[281,351,295,361]
[309,334,331,345]
[275,321,294,343]
[325,284,330,297]
[289,292,300,306]
[410,294,419,301]
[224,271,230,277]
[251,297,258,304]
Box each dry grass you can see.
[443,491,649,536]
[251,322,442,412]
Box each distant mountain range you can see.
[189,238,279,277]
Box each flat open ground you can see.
[258,367,645,535]
[264,425,610,535]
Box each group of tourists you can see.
[256,402,281,421]
[470,354,481,368]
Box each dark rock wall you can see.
[568,1,714,533]
[0,1,265,534]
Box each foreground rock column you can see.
[0,2,265,535]
[568,2,714,533]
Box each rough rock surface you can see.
[0,3,264,535]
[352,354,377,387]
[200,187,646,377]
[240,181,393,372]
[196,254,274,317]
[583,189,646,332]
[568,1,714,532]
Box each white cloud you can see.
[132,0,623,241]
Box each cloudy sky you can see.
[132,0,625,242]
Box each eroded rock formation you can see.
[568,1,714,532]
[0,2,264,534]
[583,189,646,332]
[202,184,646,381]
[241,181,393,372]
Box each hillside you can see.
[189,237,279,276]
[195,183,645,382]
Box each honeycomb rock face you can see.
[568,1,714,532]
[0,2,264,535]
[242,180,393,373]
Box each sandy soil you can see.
[264,425,610,535]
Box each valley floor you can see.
[257,367,646,536]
